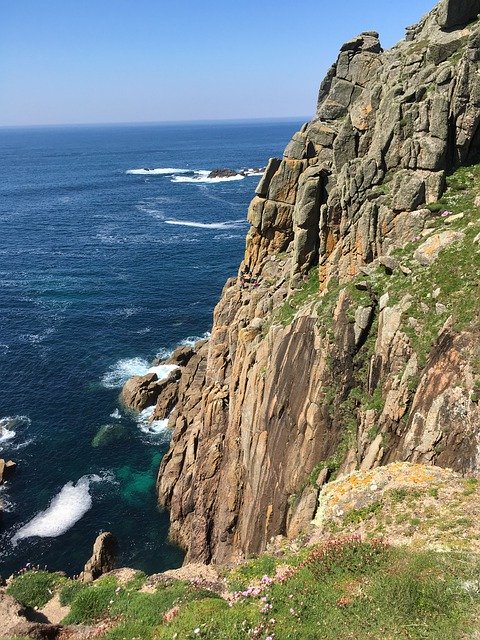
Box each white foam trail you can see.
[164,219,246,229]
[101,358,178,389]
[126,168,190,175]
[110,409,122,420]
[171,170,245,184]
[12,475,103,544]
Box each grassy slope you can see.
[6,535,480,640]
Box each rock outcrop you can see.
[0,459,16,485]
[153,0,480,565]
[80,532,118,583]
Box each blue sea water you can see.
[0,119,302,577]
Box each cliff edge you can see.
[150,0,480,564]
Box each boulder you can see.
[165,345,196,367]
[414,230,465,265]
[80,532,118,583]
[0,459,16,484]
[437,0,480,30]
[121,372,159,411]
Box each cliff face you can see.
[156,0,480,564]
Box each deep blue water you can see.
[0,119,301,577]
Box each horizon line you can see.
[0,115,312,131]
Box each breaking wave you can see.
[0,416,31,449]
[126,168,190,175]
[136,406,171,441]
[101,357,178,389]
[171,170,244,184]
[164,218,247,230]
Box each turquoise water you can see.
[0,119,301,576]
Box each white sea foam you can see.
[171,170,245,184]
[12,474,104,544]
[180,331,211,347]
[136,406,171,440]
[110,409,122,420]
[164,218,246,230]
[101,357,178,389]
[0,416,31,449]
[0,344,9,355]
[148,364,179,380]
[126,168,190,175]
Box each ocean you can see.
[0,119,302,577]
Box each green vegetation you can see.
[153,540,480,640]
[7,570,67,609]
[343,502,383,524]
[7,535,480,639]
[227,555,277,592]
[276,267,319,325]
[62,576,118,624]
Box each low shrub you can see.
[303,536,389,579]
[7,570,65,609]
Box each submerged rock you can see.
[91,424,129,448]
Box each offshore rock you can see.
[0,459,16,484]
[207,168,240,179]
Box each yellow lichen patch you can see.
[311,462,480,553]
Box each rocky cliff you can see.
[152,0,480,564]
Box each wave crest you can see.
[126,168,190,175]
[101,357,178,389]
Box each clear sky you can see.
[1,0,436,127]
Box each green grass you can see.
[154,542,480,640]
[62,578,118,624]
[7,541,480,640]
[227,555,278,591]
[343,502,383,524]
[7,570,67,609]
[276,267,319,325]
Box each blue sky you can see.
[1,0,435,126]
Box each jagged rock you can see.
[255,158,282,197]
[354,306,374,346]
[121,372,160,411]
[391,172,426,211]
[414,230,465,265]
[80,532,118,583]
[437,0,480,30]
[207,168,239,179]
[0,459,16,484]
